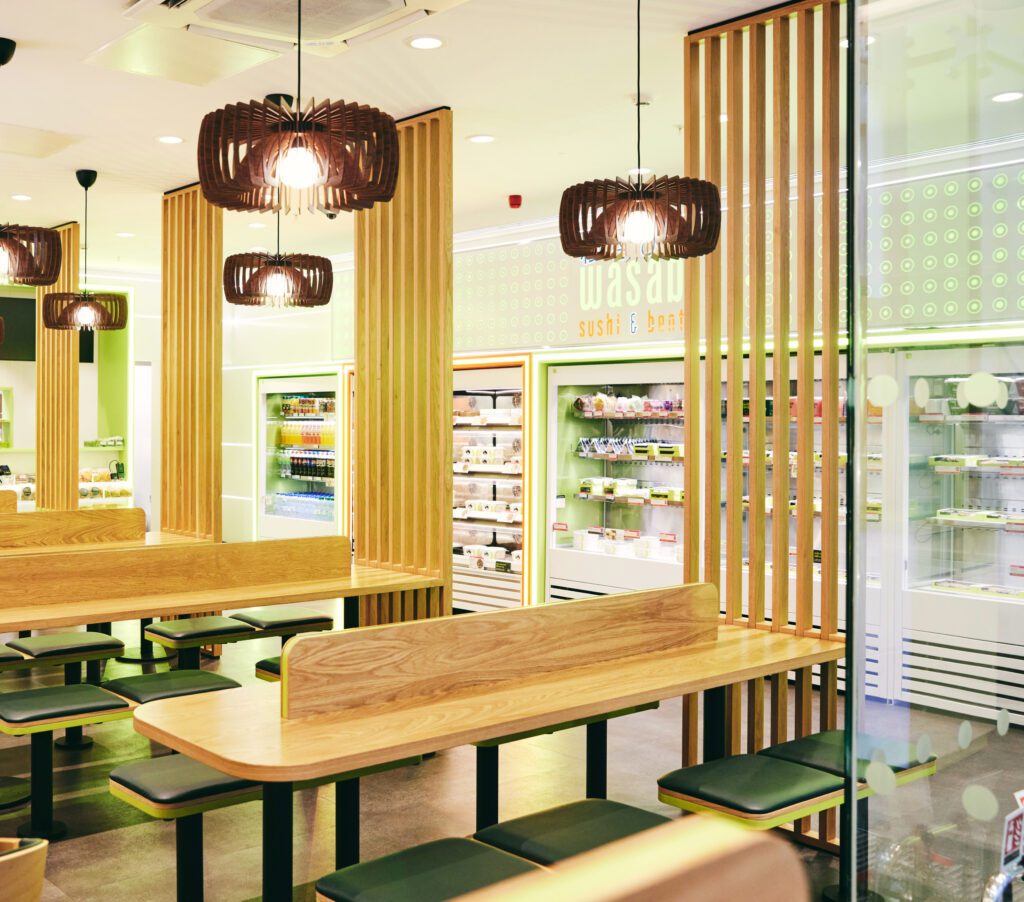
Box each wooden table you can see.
[134,590,843,901]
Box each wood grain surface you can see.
[0,837,48,902]
[283,584,719,718]
[0,507,145,548]
[134,624,842,782]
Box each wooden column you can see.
[161,184,223,541]
[354,108,453,624]
[35,222,80,511]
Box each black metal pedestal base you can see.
[55,732,93,751]
[17,818,67,841]
[115,646,175,665]
[20,731,67,840]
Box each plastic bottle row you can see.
[278,421,335,447]
[281,395,335,417]
[279,451,335,480]
[266,492,335,522]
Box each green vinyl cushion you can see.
[145,616,255,643]
[0,684,128,724]
[658,754,843,815]
[0,776,31,813]
[255,656,281,676]
[102,670,240,704]
[315,838,540,902]
[7,630,124,659]
[474,799,669,865]
[0,645,24,665]
[759,729,929,780]
[230,606,333,630]
[110,754,258,806]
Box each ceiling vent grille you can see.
[202,0,407,42]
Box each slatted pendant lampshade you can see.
[560,175,720,261]
[197,1,399,215]
[0,224,62,286]
[42,170,128,332]
[223,251,332,307]
[559,0,720,261]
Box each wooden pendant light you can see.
[559,0,720,261]
[42,170,127,332]
[0,224,62,286]
[223,252,332,307]
[197,1,398,215]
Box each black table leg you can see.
[702,686,728,762]
[117,618,175,664]
[822,797,883,902]
[263,781,293,902]
[18,731,66,840]
[177,813,204,902]
[177,647,201,670]
[85,623,112,685]
[343,596,359,629]
[336,777,360,869]
[55,663,93,751]
[476,745,499,831]
[585,720,608,799]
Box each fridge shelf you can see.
[574,492,684,508]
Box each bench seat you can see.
[6,631,124,659]
[255,657,281,681]
[758,729,934,782]
[145,616,256,647]
[0,684,130,731]
[230,605,333,632]
[0,645,25,665]
[474,799,669,866]
[658,754,846,828]
[315,838,540,902]
[102,670,240,705]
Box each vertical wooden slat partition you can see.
[35,223,80,511]
[161,185,223,541]
[683,0,844,846]
[354,108,453,625]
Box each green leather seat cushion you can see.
[315,838,540,902]
[8,631,124,658]
[474,799,669,865]
[102,670,240,704]
[759,729,928,780]
[658,754,843,814]
[0,684,128,724]
[145,616,255,642]
[255,656,281,676]
[230,606,332,630]
[0,645,24,664]
[110,754,258,805]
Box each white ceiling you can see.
[0,0,1021,276]
[0,0,754,273]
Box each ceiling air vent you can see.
[124,0,469,57]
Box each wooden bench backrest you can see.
[0,490,16,514]
[0,507,146,548]
[0,536,350,608]
[282,583,718,718]
[0,837,48,902]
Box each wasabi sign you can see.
[576,258,687,342]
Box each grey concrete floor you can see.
[0,609,1019,901]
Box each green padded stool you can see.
[0,684,130,839]
[0,645,26,667]
[110,754,261,902]
[657,754,845,828]
[759,729,935,782]
[145,616,256,669]
[230,605,333,642]
[0,775,31,815]
[102,670,240,704]
[314,838,540,902]
[475,799,669,865]
[254,656,280,682]
[8,631,126,751]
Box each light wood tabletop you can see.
[0,563,442,634]
[0,530,208,559]
[134,624,843,782]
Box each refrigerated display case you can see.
[257,373,343,539]
[546,361,685,598]
[452,361,528,611]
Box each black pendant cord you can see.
[635,0,642,191]
[82,186,88,293]
[296,0,302,111]
[276,208,282,257]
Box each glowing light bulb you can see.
[621,208,657,246]
[75,304,97,327]
[264,270,292,298]
[277,145,322,189]
[0,246,10,280]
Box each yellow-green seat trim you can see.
[109,781,262,820]
[0,708,134,736]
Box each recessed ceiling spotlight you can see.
[993,91,1023,103]
[11,194,31,201]
[248,222,268,229]
[408,35,443,50]
[158,135,183,144]
[467,134,495,144]
[115,232,135,238]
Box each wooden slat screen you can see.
[682,0,844,846]
[354,108,453,624]
[35,223,80,511]
[161,185,223,541]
